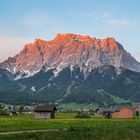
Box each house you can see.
[111,106,134,119]
[100,106,134,119]
[34,105,57,119]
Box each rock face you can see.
[0,33,140,79]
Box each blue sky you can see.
[0,0,140,62]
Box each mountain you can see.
[0,33,140,78]
[0,33,140,106]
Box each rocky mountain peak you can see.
[0,33,140,79]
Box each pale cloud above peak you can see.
[108,19,140,26]
[80,11,111,21]
[81,10,140,27]
[95,12,111,21]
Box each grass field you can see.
[0,113,140,140]
[58,103,99,111]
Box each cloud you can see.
[80,11,111,21]
[108,19,140,25]
[109,19,130,25]
[105,18,140,31]
[95,12,111,21]
[81,11,140,27]
[0,35,33,62]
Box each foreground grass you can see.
[0,114,140,140]
[0,113,103,132]
[1,125,140,140]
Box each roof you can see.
[118,106,133,110]
[34,105,57,112]
[101,108,118,113]
[101,106,134,114]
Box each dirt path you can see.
[0,129,63,135]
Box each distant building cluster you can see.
[0,103,140,119]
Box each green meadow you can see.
[0,113,140,140]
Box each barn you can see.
[111,106,134,119]
[34,105,57,119]
[100,106,135,119]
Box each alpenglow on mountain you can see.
[0,33,140,106]
[0,33,140,78]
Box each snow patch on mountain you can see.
[31,86,36,92]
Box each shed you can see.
[111,106,134,119]
[34,105,57,119]
[100,106,135,119]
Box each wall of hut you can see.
[112,108,134,119]
[34,112,53,119]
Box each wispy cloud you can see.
[95,12,111,21]
[105,18,140,31]
[109,19,130,25]
[81,11,140,27]
[80,11,111,21]
[108,19,140,25]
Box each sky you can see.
[0,0,140,62]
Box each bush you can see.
[18,105,25,114]
[0,109,9,116]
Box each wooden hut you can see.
[101,106,134,119]
[34,105,57,119]
[111,106,134,119]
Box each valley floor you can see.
[0,113,140,140]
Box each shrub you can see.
[0,108,9,116]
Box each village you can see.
[0,102,140,119]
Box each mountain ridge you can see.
[0,33,140,80]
